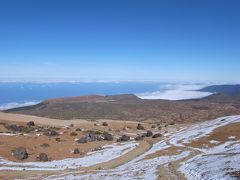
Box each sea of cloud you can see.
[137,84,213,100]
[0,101,40,111]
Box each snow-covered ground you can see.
[46,141,190,180]
[0,142,139,171]
[1,115,240,179]
[46,115,240,180]
[177,116,240,180]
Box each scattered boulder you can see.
[69,124,74,127]
[44,130,59,136]
[70,132,78,136]
[137,123,145,130]
[141,133,147,137]
[117,135,130,142]
[151,125,156,128]
[5,124,22,132]
[77,133,96,143]
[103,132,113,141]
[73,148,80,154]
[41,143,50,148]
[12,147,28,160]
[85,133,96,142]
[164,124,168,127]
[102,122,108,126]
[37,153,48,161]
[27,121,35,127]
[152,133,162,138]
[135,136,143,141]
[169,122,175,125]
[55,137,61,142]
[96,135,104,141]
[146,130,153,137]
[75,128,82,131]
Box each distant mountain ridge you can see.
[4,85,240,123]
[199,84,240,96]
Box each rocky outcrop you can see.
[37,153,48,161]
[137,124,145,130]
[73,148,80,154]
[70,132,78,136]
[152,133,162,138]
[43,130,59,136]
[41,143,50,148]
[135,136,143,141]
[27,121,35,127]
[146,130,153,137]
[11,147,28,160]
[117,135,130,142]
[103,132,113,141]
[102,122,108,126]
[77,133,96,144]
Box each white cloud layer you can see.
[0,101,40,111]
[137,84,213,100]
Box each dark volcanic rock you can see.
[102,122,108,126]
[27,121,35,127]
[37,153,48,161]
[44,130,59,136]
[96,135,104,141]
[70,132,78,136]
[6,124,22,132]
[41,143,50,148]
[152,133,162,138]
[12,147,28,160]
[135,136,143,141]
[151,125,156,128]
[77,133,96,143]
[73,148,80,154]
[55,137,61,142]
[117,135,130,142]
[137,124,145,130]
[169,122,175,125]
[103,132,113,141]
[75,128,82,131]
[85,133,96,142]
[146,130,153,137]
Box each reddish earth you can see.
[0,112,160,163]
[185,122,240,148]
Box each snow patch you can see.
[0,142,138,171]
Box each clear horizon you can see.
[0,0,239,82]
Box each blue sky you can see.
[0,0,239,82]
